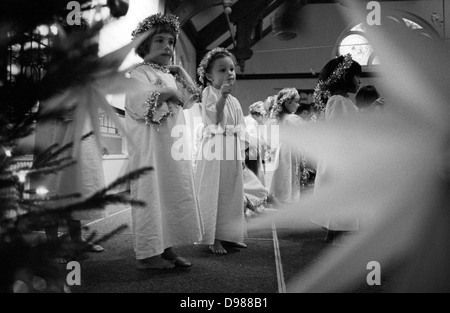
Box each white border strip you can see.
[272,222,286,293]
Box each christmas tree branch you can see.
[33,131,94,167]
[101,166,153,194]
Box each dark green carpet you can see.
[72,205,278,293]
[64,204,392,293]
[276,228,389,293]
[25,198,395,294]
[71,234,278,293]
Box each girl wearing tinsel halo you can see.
[268,87,306,204]
[244,101,267,182]
[195,48,247,255]
[312,54,362,244]
[243,101,271,216]
[125,13,203,270]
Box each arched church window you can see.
[336,13,439,68]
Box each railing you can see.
[9,155,33,170]
[99,109,125,136]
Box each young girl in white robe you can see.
[243,101,271,215]
[125,14,203,269]
[35,108,107,262]
[195,48,246,255]
[269,88,305,204]
[312,54,362,244]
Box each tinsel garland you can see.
[144,91,170,126]
[270,88,299,119]
[131,13,180,40]
[197,47,233,85]
[300,157,309,190]
[128,62,202,125]
[313,54,353,117]
[173,73,202,102]
[249,104,266,117]
[245,195,272,216]
[252,196,270,210]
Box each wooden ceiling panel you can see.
[166,0,423,70]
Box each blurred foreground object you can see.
[248,4,450,293]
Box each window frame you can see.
[335,12,440,70]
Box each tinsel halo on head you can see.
[270,88,300,119]
[249,101,266,116]
[197,47,233,85]
[313,53,353,116]
[131,13,180,40]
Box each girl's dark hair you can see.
[296,103,311,114]
[318,55,362,94]
[203,51,236,87]
[136,24,177,59]
[355,85,380,109]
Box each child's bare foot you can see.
[208,240,228,255]
[135,256,175,270]
[162,248,192,267]
[222,241,247,249]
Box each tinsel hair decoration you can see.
[197,47,233,85]
[249,101,266,117]
[270,88,300,119]
[131,13,181,40]
[313,53,353,117]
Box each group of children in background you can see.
[124,13,386,269]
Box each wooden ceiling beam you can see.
[251,24,273,46]
[182,20,200,48]
[173,0,223,27]
[232,0,273,71]
[197,15,229,49]
[197,0,262,49]
[250,0,420,46]
[217,0,286,49]
[219,37,234,49]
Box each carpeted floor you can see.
[71,234,279,293]
[63,202,390,293]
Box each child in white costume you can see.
[269,88,305,204]
[126,14,203,269]
[243,101,271,214]
[312,54,362,243]
[195,48,247,255]
[36,109,107,261]
[244,101,268,184]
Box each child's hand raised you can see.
[220,80,232,99]
[167,65,184,76]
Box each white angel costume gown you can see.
[35,109,106,220]
[269,114,305,203]
[195,86,246,245]
[313,95,359,231]
[243,115,270,208]
[244,115,267,184]
[125,64,203,260]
